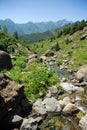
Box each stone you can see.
[0,73,24,122]
[76,65,87,82]
[20,117,42,130]
[46,90,52,98]
[32,99,47,115]
[27,53,38,64]
[62,103,78,114]
[49,85,58,94]
[10,115,23,125]
[60,82,83,92]
[44,49,54,57]
[33,97,61,115]
[80,34,87,40]
[59,97,71,108]
[43,97,61,112]
[0,50,12,70]
[62,97,71,106]
[79,114,87,130]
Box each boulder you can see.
[79,114,87,130]
[33,97,61,115]
[43,97,61,113]
[0,73,24,122]
[0,50,12,70]
[60,82,84,92]
[32,99,47,115]
[62,103,78,114]
[76,65,87,82]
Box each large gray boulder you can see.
[79,114,87,130]
[32,97,61,115]
[60,82,84,92]
[0,50,12,70]
[43,97,61,112]
[76,65,87,82]
[32,99,47,115]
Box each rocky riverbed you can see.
[0,51,87,130]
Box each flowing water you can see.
[38,64,87,130]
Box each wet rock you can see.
[76,65,87,82]
[62,103,78,114]
[0,50,12,70]
[10,115,23,125]
[60,82,83,92]
[43,97,61,112]
[79,114,87,130]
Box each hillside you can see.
[0,19,71,35]
[0,21,87,130]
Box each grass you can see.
[6,57,59,100]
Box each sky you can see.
[0,0,87,23]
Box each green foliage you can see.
[56,59,62,66]
[19,31,54,43]
[57,85,62,91]
[6,58,59,100]
[56,20,87,37]
[13,31,18,39]
[55,42,60,51]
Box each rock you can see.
[61,77,68,82]
[71,44,78,49]
[80,34,87,40]
[43,97,61,112]
[32,99,47,115]
[33,97,61,115]
[59,97,71,108]
[44,49,54,57]
[63,59,68,64]
[20,117,42,130]
[0,50,12,70]
[79,114,87,130]
[59,100,65,108]
[62,97,71,106]
[46,90,52,98]
[39,56,47,62]
[60,82,83,92]
[0,73,24,122]
[62,103,78,114]
[49,85,58,94]
[27,53,38,64]
[76,65,87,82]
[10,115,23,125]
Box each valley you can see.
[0,20,87,130]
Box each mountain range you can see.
[0,19,71,35]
